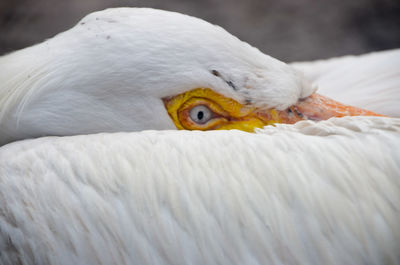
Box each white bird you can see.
[0,7,399,265]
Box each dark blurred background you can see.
[0,0,399,62]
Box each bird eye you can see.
[189,105,212,124]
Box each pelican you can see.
[0,7,399,265]
[0,8,392,145]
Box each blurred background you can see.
[0,0,399,62]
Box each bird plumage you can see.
[291,49,400,117]
[0,8,312,145]
[1,116,399,265]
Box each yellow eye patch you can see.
[162,88,277,132]
[162,88,384,132]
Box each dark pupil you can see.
[197,111,204,120]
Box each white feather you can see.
[1,116,399,265]
[291,49,400,117]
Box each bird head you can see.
[0,8,382,144]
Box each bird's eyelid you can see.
[177,98,227,129]
[179,97,226,117]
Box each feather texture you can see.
[291,49,400,117]
[1,116,399,265]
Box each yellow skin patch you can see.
[162,88,278,132]
[162,88,384,132]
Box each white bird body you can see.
[0,7,400,265]
[291,49,400,117]
[1,116,400,265]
